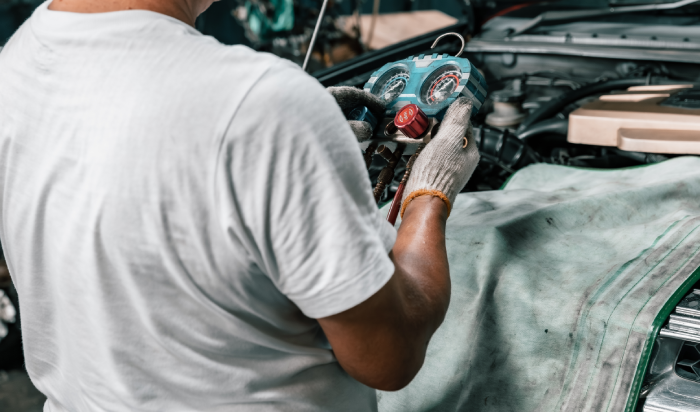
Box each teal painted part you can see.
[245,0,294,41]
[363,55,488,118]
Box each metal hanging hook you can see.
[430,32,466,58]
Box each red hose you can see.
[386,182,405,226]
[480,2,545,28]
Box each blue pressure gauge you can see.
[363,53,488,120]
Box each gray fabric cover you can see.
[378,156,700,412]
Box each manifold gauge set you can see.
[343,33,489,225]
[365,53,487,118]
[350,33,489,142]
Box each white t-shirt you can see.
[0,2,396,411]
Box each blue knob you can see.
[348,106,379,131]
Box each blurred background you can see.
[0,0,485,72]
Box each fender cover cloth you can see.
[378,156,700,411]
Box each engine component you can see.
[660,289,700,343]
[475,126,540,170]
[517,118,569,141]
[641,290,700,412]
[676,341,700,382]
[464,125,540,191]
[568,85,700,154]
[641,336,700,412]
[662,88,700,110]
[485,89,527,128]
[517,78,652,132]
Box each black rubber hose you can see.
[517,119,569,141]
[516,78,652,133]
[612,149,669,164]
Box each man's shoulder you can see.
[167,34,312,101]
[170,31,288,76]
[175,37,331,121]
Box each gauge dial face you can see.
[421,65,462,106]
[372,67,411,103]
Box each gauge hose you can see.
[475,126,540,172]
[517,118,569,141]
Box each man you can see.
[0,0,480,410]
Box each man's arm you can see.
[318,196,449,391]
[318,97,480,391]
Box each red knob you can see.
[394,104,430,139]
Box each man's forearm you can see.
[392,195,451,351]
[318,96,474,392]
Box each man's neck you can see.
[48,0,200,27]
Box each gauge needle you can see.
[433,78,458,102]
[383,80,405,101]
[440,80,457,95]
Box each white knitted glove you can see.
[401,97,480,218]
[328,86,385,142]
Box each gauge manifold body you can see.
[364,54,488,119]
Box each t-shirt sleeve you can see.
[223,60,396,319]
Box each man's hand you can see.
[317,98,480,391]
[401,97,480,217]
[328,86,386,142]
